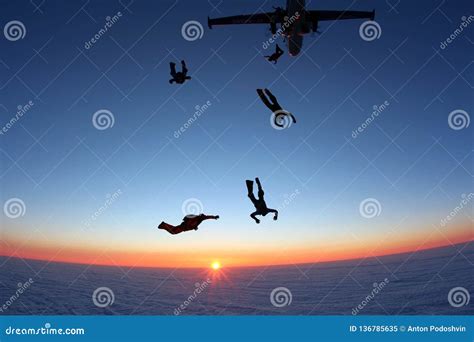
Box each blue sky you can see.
[0,0,472,266]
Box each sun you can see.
[211,261,221,270]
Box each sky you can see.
[0,0,473,268]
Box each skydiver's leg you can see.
[257,89,273,111]
[181,60,188,75]
[250,211,260,224]
[246,180,258,206]
[255,178,264,200]
[158,221,179,235]
[170,62,177,77]
[276,44,284,54]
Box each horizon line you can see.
[2,239,472,271]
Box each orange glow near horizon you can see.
[1,223,472,269]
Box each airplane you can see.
[208,0,375,56]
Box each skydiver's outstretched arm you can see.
[250,211,260,224]
[201,214,219,220]
[267,208,278,220]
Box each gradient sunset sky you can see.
[1,0,472,268]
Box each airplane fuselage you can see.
[285,0,306,56]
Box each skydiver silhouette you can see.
[169,60,192,84]
[264,44,284,64]
[158,214,219,235]
[246,178,278,224]
[257,88,296,128]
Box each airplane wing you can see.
[307,10,375,21]
[208,13,280,29]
